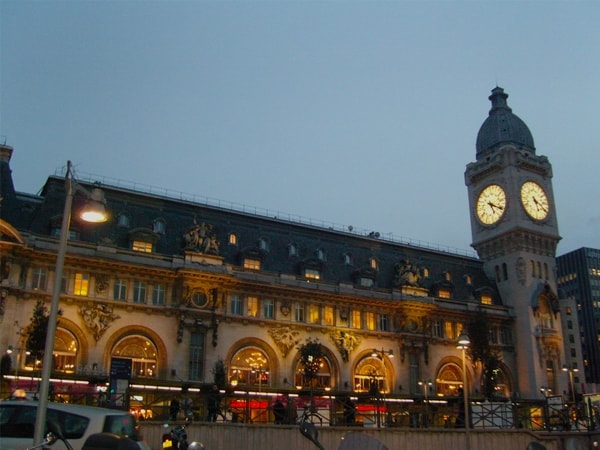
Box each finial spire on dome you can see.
[488,86,511,113]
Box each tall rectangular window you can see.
[133,281,147,304]
[365,312,376,331]
[247,296,258,317]
[114,278,127,301]
[152,284,166,306]
[351,310,361,329]
[230,295,242,315]
[262,299,274,319]
[189,332,205,381]
[378,314,389,332]
[73,273,89,296]
[432,319,443,338]
[295,302,305,323]
[308,304,320,324]
[323,306,334,326]
[32,267,47,290]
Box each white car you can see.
[0,400,152,450]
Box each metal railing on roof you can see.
[55,167,477,258]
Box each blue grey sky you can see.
[2,1,599,256]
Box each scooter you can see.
[162,417,205,450]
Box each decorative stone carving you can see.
[268,326,300,357]
[95,274,109,294]
[79,303,120,342]
[329,329,360,362]
[516,257,526,286]
[394,259,421,287]
[183,217,220,255]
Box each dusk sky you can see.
[2,1,599,257]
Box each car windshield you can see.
[0,404,90,440]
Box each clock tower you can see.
[465,87,565,399]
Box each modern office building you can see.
[0,87,570,421]
[557,247,600,395]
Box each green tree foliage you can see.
[298,338,324,384]
[466,310,503,400]
[24,300,59,362]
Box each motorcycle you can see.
[26,420,73,450]
[162,417,204,450]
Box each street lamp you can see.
[371,348,394,428]
[418,379,433,427]
[33,161,108,446]
[6,345,31,385]
[562,365,579,404]
[457,331,471,450]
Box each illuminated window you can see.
[74,273,89,296]
[365,312,376,331]
[465,275,472,285]
[350,310,361,329]
[247,296,258,317]
[133,281,147,304]
[132,241,153,253]
[244,258,261,270]
[229,233,238,245]
[481,294,492,305]
[370,258,378,270]
[323,306,334,325]
[308,304,320,324]
[113,336,158,379]
[295,303,305,322]
[444,271,451,281]
[445,321,456,340]
[438,288,451,299]
[422,267,430,278]
[114,278,127,301]
[432,319,443,337]
[53,328,78,374]
[32,267,47,290]
[305,269,320,280]
[152,284,166,306]
[189,332,205,381]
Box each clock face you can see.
[521,181,549,220]
[476,184,506,225]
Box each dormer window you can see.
[316,248,326,261]
[344,253,353,265]
[481,294,493,305]
[438,288,451,299]
[305,269,321,280]
[153,219,166,234]
[465,274,473,285]
[369,258,378,270]
[444,271,452,281]
[288,243,298,257]
[243,258,261,270]
[117,213,130,228]
[423,267,430,278]
[132,241,153,253]
[258,238,269,252]
[229,233,238,245]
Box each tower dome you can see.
[475,87,535,160]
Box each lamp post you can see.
[562,365,579,404]
[457,331,471,450]
[418,379,432,427]
[371,348,394,428]
[6,345,30,386]
[33,161,108,446]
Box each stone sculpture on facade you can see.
[329,329,361,362]
[79,303,120,342]
[394,259,422,287]
[183,217,220,255]
[268,326,300,357]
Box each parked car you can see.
[0,400,151,450]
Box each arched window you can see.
[295,354,332,389]
[53,328,78,374]
[230,347,270,388]
[436,363,464,397]
[113,336,158,379]
[369,258,378,270]
[229,233,238,245]
[353,353,393,394]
